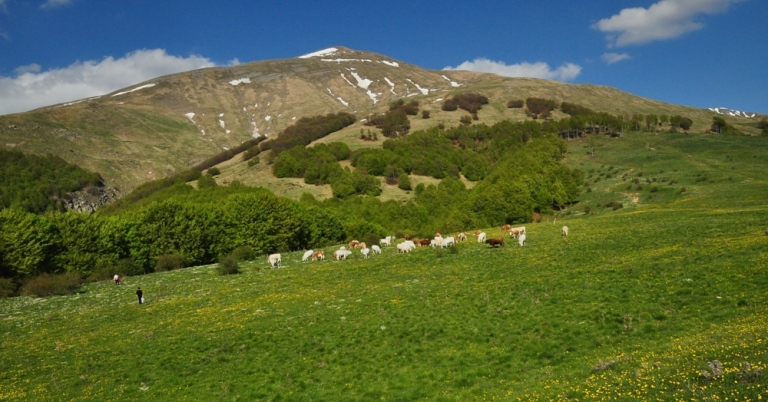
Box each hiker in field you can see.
[136,287,143,304]
[113,274,121,285]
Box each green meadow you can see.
[1,132,767,401]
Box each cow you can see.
[349,240,360,249]
[268,253,281,268]
[562,226,569,236]
[500,224,511,233]
[508,226,527,239]
[302,250,314,261]
[380,238,391,247]
[518,233,527,247]
[418,239,431,247]
[473,230,483,236]
[457,232,467,242]
[397,241,416,253]
[477,232,487,243]
[311,250,325,261]
[334,249,352,260]
[371,245,382,254]
[361,247,370,259]
[486,238,504,247]
[441,236,456,248]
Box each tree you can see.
[397,173,412,191]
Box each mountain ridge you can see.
[0,46,760,196]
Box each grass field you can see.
[1,132,767,401]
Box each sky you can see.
[1,0,766,116]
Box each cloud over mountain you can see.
[0,49,215,115]
[444,58,582,82]
[593,0,739,47]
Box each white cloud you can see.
[601,52,632,64]
[593,0,739,47]
[41,0,73,10]
[444,58,582,82]
[0,49,215,115]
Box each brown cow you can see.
[500,224,511,233]
[418,239,431,247]
[508,226,526,239]
[485,238,504,247]
[473,230,482,236]
[311,250,325,261]
[349,240,360,249]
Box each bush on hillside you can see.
[155,253,184,272]
[230,246,256,262]
[0,278,18,298]
[216,255,240,275]
[526,97,558,117]
[20,272,83,297]
[506,99,524,109]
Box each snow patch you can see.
[321,58,372,63]
[366,90,379,105]
[219,120,226,129]
[350,71,373,89]
[265,115,271,121]
[441,75,461,87]
[327,88,349,107]
[381,60,399,67]
[384,77,396,94]
[340,73,356,87]
[299,47,338,58]
[407,79,430,95]
[250,122,261,138]
[229,78,251,86]
[709,107,757,118]
[111,83,156,97]
[185,112,196,122]
[218,113,224,117]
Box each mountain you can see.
[0,46,761,197]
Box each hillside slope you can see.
[0,46,759,196]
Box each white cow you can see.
[334,249,352,260]
[361,247,370,259]
[477,232,487,243]
[371,245,382,254]
[441,236,455,248]
[397,241,415,253]
[268,253,281,268]
[562,226,569,236]
[518,233,527,247]
[379,238,391,247]
[302,250,314,261]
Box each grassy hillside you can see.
[1,134,767,400]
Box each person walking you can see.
[136,287,144,304]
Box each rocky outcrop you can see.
[65,184,121,212]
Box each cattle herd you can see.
[266,226,571,267]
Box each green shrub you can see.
[207,167,221,176]
[398,173,412,191]
[20,272,83,297]
[422,110,430,119]
[155,254,184,272]
[506,99,524,108]
[216,255,240,275]
[230,246,256,262]
[0,277,18,298]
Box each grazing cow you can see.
[418,239,431,247]
[302,250,314,261]
[500,224,511,233]
[434,235,443,247]
[371,245,382,254]
[268,253,281,268]
[508,226,526,239]
[311,250,325,261]
[361,247,370,259]
[380,238,391,247]
[349,240,360,249]
[477,232,487,243]
[457,232,467,242]
[385,235,396,243]
[486,238,504,247]
[397,242,411,253]
[518,233,527,247]
[334,249,352,260]
[441,236,456,248]
[473,230,482,236]
[562,226,569,236]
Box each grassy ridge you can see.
[1,133,767,400]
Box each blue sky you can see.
[1,0,766,116]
